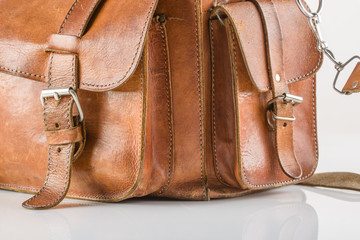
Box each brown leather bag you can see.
[0,0,359,209]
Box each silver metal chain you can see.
[296,0,360,95]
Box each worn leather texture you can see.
[209,0,320,189]
[1,0,352,209]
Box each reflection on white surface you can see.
[0,187,319,240]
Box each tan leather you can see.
[343,62,360,94]
[253,0,302,179]
[22,52,81,209]
[22,0,101,209]
[0,0,158,91]
[210,0,319,190]
[46,126,84,145]
[0,0,357,209]
[46,34,81,55]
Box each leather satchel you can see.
[0,0,359,209]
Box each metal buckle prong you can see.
[267,93,303,107]
[40,88,84,122]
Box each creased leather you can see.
[253,0,302,179]
[211,0,321,92]
[0,0,357,209]
[22,0,102,209]
[22,53,81,209]
[0,0,158,91]
[210,1,317,189]
[46,126,83,145]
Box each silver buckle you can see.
[266,93,303,129]
[40,88,84,122]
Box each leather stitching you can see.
[210,20,232,187]
[67,57,146,200]
[194,0,207,200]
[158,23,173,195]
[80,0,157,88]
[0,0,157,90]
[0,66,45,79]
[77,0,100,37]
[23,55,76,208]
[240,76,318,188]
[286,53,323,84]
[48,54,54,88]
[58,0,80,34]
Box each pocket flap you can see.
[0,0,158,91]
[211,0,322,92]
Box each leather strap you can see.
[252,0,302,179]
[301,172,360,192]
[22,0,102,210]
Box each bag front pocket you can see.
[210,0,322,190]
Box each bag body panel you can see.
[150,0,207,200]
[0,0,325,204]
[0,0,159,91]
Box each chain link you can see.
[296,0,359,95]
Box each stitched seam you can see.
[0,66,46,79]
[0,0,156,86]
[286,53,323,84]
[240,76,318,188]
[72,55,76,89]
[194,0,206,200]
[285,0,323,85]
[48,54,54,88]
[158,23,173,195]
[58,0,80,34]
[77,0,100,37]
[0,183,38,192]
[25,58,146,202]
[231,25,244,188]
[210,21,231,186]
[80,0,157,88]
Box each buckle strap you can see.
[22,53,84,209]
[301,172,360,192]
[21,0,103,210]
[253,0,303,179]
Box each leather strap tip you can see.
[22,197,64,210]
[282,165,303,179]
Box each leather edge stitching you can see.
[210,20,234,187]
[158,22,174,195]
[240,76,319,188]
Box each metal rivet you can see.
[275,74,281,82]
[352,81,359,89]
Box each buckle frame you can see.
[266,93,303,129]
[40,88,84,122]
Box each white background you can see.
[1,1,360,239]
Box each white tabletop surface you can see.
[0,185,359,240]
[1,1,360,240]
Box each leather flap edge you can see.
[0,0,158,91]
[211,0,322,92]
